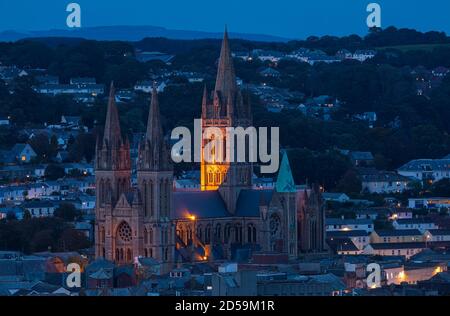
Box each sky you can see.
[0,0,449,39]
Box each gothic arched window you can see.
[215,224,222,242]
[149,228,153,244]
[144,228,148,244]
[269,214,281,238]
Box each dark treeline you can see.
[2,27,450,190]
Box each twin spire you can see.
[102,82,163,151]
[103,82,123,149]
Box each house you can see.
[325,218,374,233]
[393,219,438,232]
[0,144,37,164]
[326,237,361,255]
[322,193,350,203]
[134,80,153,93]
[348,151,374,167]
[370,229,424,244]
[383,262,446,286]
[34,84,105,96]
[336,49,353,60]
[21,200,57,217]
[397,159,450,183]
[363,242,426,259]
[353,112,377,127]
[62,163,94,176]
[76,194,96,213]
[327,230,369,250]
[355,209,379,220]
[423,230,450,242]
[432,67,449,78]
[36,75,59,85]
[388,209,413,220]
[259,67,281,78]
[135,51,175,64]
[251,49,284,63]
[74,221,93,241]
[0,66,28,82]
[61,116,82,127]
[70,77,96,85]
[115,90,136,103]
[359,169,412,194]
[0,206,24,220]
[0,117,10,126]
[0,165,35,180]
[408,197,450,209]
[352,50,377,62]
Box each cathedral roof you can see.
[275,152,297,193]
[172,189,274,220]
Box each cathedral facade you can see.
[95,30,326,269]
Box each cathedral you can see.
[95,29,326,270]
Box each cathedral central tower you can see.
[200,28,253,213]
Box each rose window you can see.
[118,222,132,242]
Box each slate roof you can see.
[398,159,450,172]
[327,230,368,238]
[369,242,427,250]
[427,229,450,236]
[375,229,423,237]
[172,189,274,219]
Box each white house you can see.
[322,193,350,203]
[22,200,57,217]
[408,197,450,209]
[423,229,450,242]
[398,159,450,183]
[325,218,374,233]
[326,230,370,250]
[360,170,412,194]
[393,219,438,232]
[363,242,426,259]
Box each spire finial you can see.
[215,25,236,94]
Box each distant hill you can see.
[0,25,290,43]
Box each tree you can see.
[45,164,66,180]
[6,212,17,221]
[58,228,91,251]
[23,210,32,220]
[54,203,80,222]
[30,229,54,252]
[430,179,450,197]
[336,169,362,196]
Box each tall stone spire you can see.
[103,82,122,149]
[138,85,172,171]
[215,26,237,95]
[146,86,163,145]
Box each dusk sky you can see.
[0,0,449,39]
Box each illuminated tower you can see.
[201,28,253,213]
